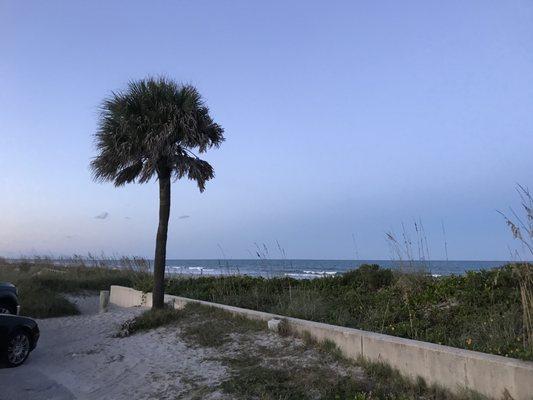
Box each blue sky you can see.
[1,0,532,260]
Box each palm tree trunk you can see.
[152,170,171,309]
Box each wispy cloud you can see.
[95,212,109,220]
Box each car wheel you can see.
[0,302,15,314]
[5,330,31,367]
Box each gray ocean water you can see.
[162,259,508,278]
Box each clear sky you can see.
[1,1,532,260]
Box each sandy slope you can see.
[0,297,228,400]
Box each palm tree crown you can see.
[91,77,225,190]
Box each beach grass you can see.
[0,257,531,361]
[161,263,533,361]
[116,307,184,337]
[0,257,149,318]
[121,301,486,400]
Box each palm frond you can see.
[172,153,215,192]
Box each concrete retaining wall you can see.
[109,285,143,307]
[109,285,533,399]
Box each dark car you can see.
[0,282,19,315]
[0,314,39,367]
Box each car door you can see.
[0,315,13,351]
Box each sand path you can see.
[0,296,227,400]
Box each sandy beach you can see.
[0,296,229,400]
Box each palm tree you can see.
[90,77,224,309]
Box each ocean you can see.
[162,259,508,278]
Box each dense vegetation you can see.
[159,264,532,361]
[1,258,530,361]
[0,258,146,318]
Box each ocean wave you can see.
[284,273,313,279]
[303,270,337,276]
[165,265,218,275]
[188,266,215,272]
[284,270,338,279]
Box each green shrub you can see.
[0,259,146,318]
[163,264,533,361]
[17,281,79,318]
[117,307,183,337]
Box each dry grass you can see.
[121,302,487,400]
[499,184,533,352]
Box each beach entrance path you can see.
[0,295,368,400]
[0,298,229,400]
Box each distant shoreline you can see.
[3,256,516,278]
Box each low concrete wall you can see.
[109,285,533,399]
[109,285,143,307]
